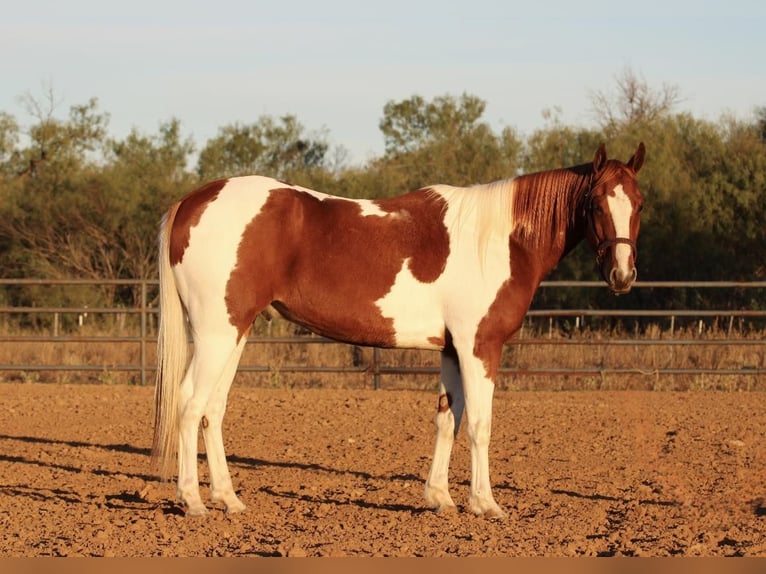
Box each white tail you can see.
[151,202,189,480]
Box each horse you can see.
[152,142,646,518]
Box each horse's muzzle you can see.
[608,266,637,295]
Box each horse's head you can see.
[584,142,646,295]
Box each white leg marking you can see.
[202,335,249,513]
[176,333,241,516]
[425,348,464,512]
[176,368,206,515]
[457,344,505,518]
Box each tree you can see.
[374,93,522,191]
[756,106,766,144]
[703,117,766,280]
[102,118,196,284]
[379,93,487,155]
[0,112,19,171]
[0,95,111,275]
[11,92,109,183]
[196,115,330,182]
[590,67,681,134]
[522,108,602,173]
[0,109,195,309]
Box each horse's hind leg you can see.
[202,331,250,513]
[424,343,464,512]
[177,332,244,516]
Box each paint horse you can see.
[152,142,646,518]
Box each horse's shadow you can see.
[216,453,432,513]
[0,434,156,482]
[0,434,442,513]
[550,488,680,508]
[7,434,664,514]
[257,484,428,514]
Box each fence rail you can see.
[0,279,764,389]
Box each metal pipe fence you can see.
[0,279,764,389]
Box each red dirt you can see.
[1,382,764,557]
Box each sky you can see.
[2,0,765,164]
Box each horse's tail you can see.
[151,202,189,480]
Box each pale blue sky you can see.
[2,0,764,164]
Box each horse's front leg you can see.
[424,343,464,513]
[458,339,505,519]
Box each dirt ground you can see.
[0,382,764,557]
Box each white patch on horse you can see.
[299,193,403,219]
[357,200,389,218]
[375,258,443,349]
[176,177,273,336]
[606,183,634,275]
[353,199,410,219]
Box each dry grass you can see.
[0,315,763,391]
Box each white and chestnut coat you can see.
[153,143,646,518]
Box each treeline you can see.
[0,72,764,318]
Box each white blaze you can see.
[606,184,634,277]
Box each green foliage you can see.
[197,115,329,181]
[374,93,523,192]
[379,93,486,155]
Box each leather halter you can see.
[595,237,636,267]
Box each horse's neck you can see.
[510,167,591,276]
[560,220,587,259]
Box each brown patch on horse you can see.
[169,179,228,265]
[428,335,446,348]
[225,187,451,343]
[473,237,541,381]
[438,393,452,413]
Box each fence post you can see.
[372,347,381,390]
[140,280,147,386]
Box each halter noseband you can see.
[595,237,636,267]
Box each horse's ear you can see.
[593,144,608,176]
[627,142,646,173]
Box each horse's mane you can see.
[428,179,514,261]
[426,161,614,262]
[510,164,593,251]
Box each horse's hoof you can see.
[469,497,506,520]
[483,507,506,520]
[434,503,458,515]
[225,502,247,514]
[185,505,209,518]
